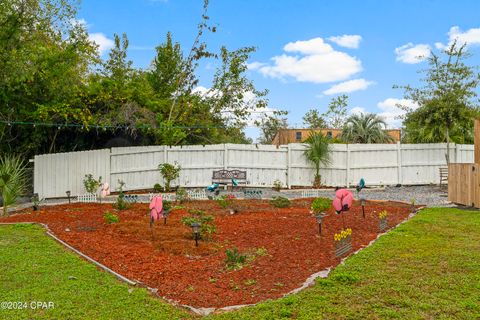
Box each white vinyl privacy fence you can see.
[33,143,474,199]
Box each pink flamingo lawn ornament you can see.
[149,195,164,240]
[332,188,354,214]
[100,182,110,197]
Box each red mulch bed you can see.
[0,199,414,308]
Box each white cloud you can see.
[284,37,334,55]
[323,78,374,95]
[89,33,114,55]
[328,35,362,49]
[376,98,420,128]
[255,37,362,83]
[448,26,480,47]
[349,107,367,115]
[395,43,431,64]
[434,42,446,50]
[246,61,266,70]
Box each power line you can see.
[0,120,268,130]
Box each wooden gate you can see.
[448,119,480,208]
[448,163,480,207]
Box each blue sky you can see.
[78,0,480,140]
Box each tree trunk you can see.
[445,127,450,164]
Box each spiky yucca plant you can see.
[0,155,28,216]
[303,132,331,188]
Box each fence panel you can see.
[228,144,288,187]
[33,143,474,198]
[34,149,110,199]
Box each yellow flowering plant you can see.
[378,210,388,219]
[334,228,352,242]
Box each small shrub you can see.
[216,194,236,211]
[272,179,282,192]
[244,279,256,286]
[83,174,102,194]
[104,211,120,224]
[175,187,189,203]
[225,247,247,270]
[153,183,164,193]
[311,197,331,214]
[254,247,269,257]
[158,162,181,192]
[113,180,130,210]
[270,196,291,208]
[225,247,268,271]
[163,200,172,212]
[181,209,216,239]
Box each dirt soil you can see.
[0,199,414,308]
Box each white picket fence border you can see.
[77,193,97,203]
[301,190,324,198]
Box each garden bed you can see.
[0,199,415,309]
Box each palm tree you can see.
[303,132,331,188]
[0,155,28,216]
[340,113,394,143]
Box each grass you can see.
[0,224,191,320]
[208,208,480,319]
[1,208,480,319]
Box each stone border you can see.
[0,202,424,316]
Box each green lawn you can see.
[1,208,480,319]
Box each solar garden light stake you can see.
[32,193,39,211]
[191,222,201,247]
[315,213,325,235]
[66,190,71,204]
[360,198,366,218]
[163,211,169,225]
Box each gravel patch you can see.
[217,185,451,207]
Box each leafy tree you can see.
[255,110,289,144]
[341,113,394,143]
[0,0,268,159]
[322,95,348,128]
[303,109,326,129]
[148,32,184,101]
[303,132,331,188]
[395,41,480,162]
[0,0,98,155]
